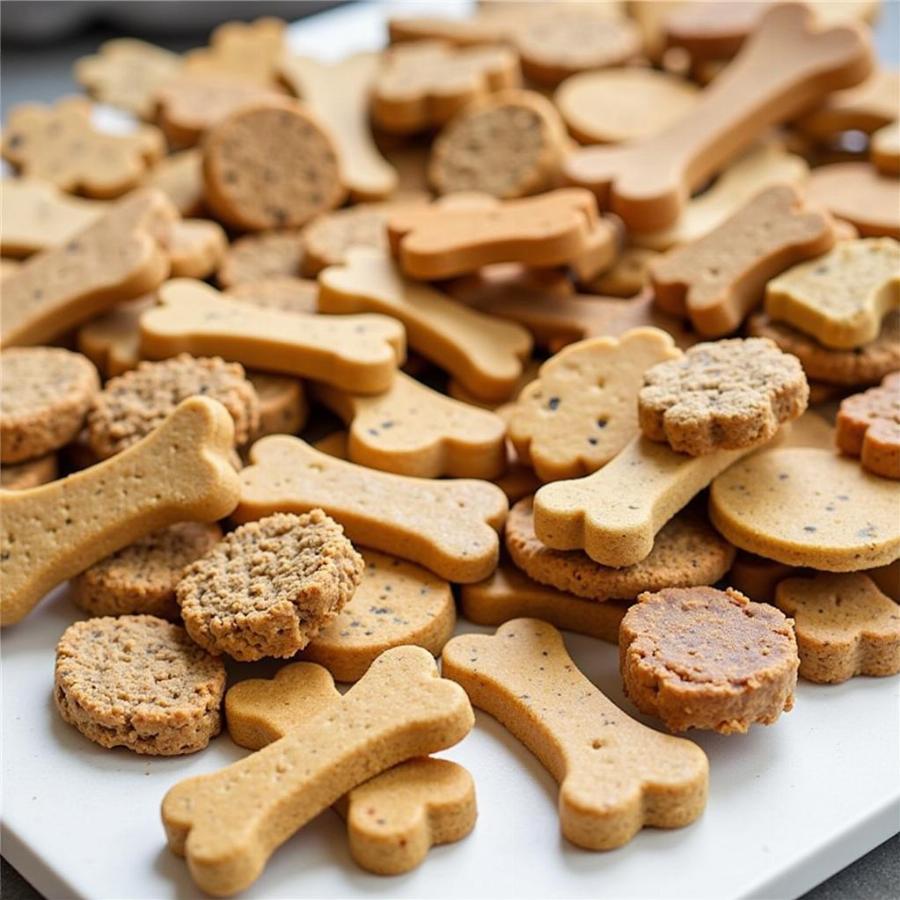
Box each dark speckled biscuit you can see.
[225,278,319,314]
[217,231,305,287]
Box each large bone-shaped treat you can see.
[319,248,532,401]
[442,619,708,849]
[226,662,477,875]
[236,435,508,582]
[564,4,872,231]
[0,397,240,626]
[140,278,405,395]
[162,646,474,896]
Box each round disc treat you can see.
[216,229,305,287]
[0,347,99,463]
[86,354,259,459]
[619,587,799,734]
[203,97,346,231]
[54,615,226,756]
[710,447,900,571]
[638,337,809,456]
[72,522,223,619]
[177,510,365,661]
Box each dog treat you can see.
[508,329,680,481]
[1,259,21,279]
[709,446,900,570]
[217,230,304,287]
[443,618,708,849]
[162,645,473,895]
[620,586,799,733]
[775,573,900,683]
[77,295,156,377]
[564,5,872,231]
[638,337,809,455]
[836,373,900,479]
[868,559,900,602]
[796,67,899,139]
[1,189,176,347]
[807,162,900,239]
[1,347,100,464]
[771,410,836,452]
[765,238,900,349]
[224,277,319,315]
[581,245,656,297]
[0,454,58,491]
[141,279,404,394]
[728,552,795,604]
[165,218,227,279]
[184,16,286,85]
[236,435,508,583]
[447,357,540,410]
[142,148,205,216]
[871,121,900,175]
[247,371,307,439]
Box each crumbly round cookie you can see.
[0,454,58,490]
[837,372,900,479]
[638,338,809,455]
[54,615,226,756]
[203,98,346,231]
[224,277,319,314]
[217,230,305,287]
[72,522,223,619]
[177,510,365,661]
[301,204,393,275]
[505,496,734,601]
[0,347,99,463]
[86,354,259,459]
[620,587,798,734]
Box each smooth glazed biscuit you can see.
[165,218,227,279]
[582,245,658,297]
[638,337,809,455]
[236,435,508,583]
[508,329,680,481]
[796,67,899,139]
[836,373,900,479]
[764,238,900,350]
[217,230,303,287]
[0,397,240,626]
[775,573,900,683]
[1,347,99,463]
[709,446,900,570]
[183,17,286,85]
[727,552,795,604]
[162,645,473,896]
[871,122,900,176]
[443,619,708,849]
[142,148,205,216]
[247,371,307,439]
[76,294,156,377]
[0,454,57,491]
[806,162,900,239]
[620,587,798,734]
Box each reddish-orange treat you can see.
[836,372,900,479]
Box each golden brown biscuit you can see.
[836,373,900,479]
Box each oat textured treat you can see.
[620,587,799,734]
[1,347,99,463]
[836,373,900,479]
[775,573,900,683]
[0,454,58,491]
[806,162,900,239]
[217,230,304,287]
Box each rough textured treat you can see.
[183,17,286,85]
[620,587,799,734]
[806,162,900,238]
[225,277,319,314]
[55,615,226,755]
[142,148,205,217]
[775,573,900,683]
[727,552,795,604]
[217,230,304,287]
[796,67,899,139]
[165,218,227,279]
[836,373,900,479]
[638,337,809,455]
[443,619,709,849]
[1,347,99,463]
[247,371,307,439]
[871,121,900,175]
[0,454,58,491]
[76,295,156,377]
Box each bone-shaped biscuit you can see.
[226,662,476,875]
[236,435,508,583]
[140,278,404,395]
[442,619,708,849]
[319,249,532,401]
[163,646,474,896]
[0,397,240,627]
[564,5,872,231]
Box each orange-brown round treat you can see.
[836,372,900,479]
[620,586,799,734]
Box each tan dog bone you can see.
[140,279,404,395]
[564,5,872,231]
[806,162,900,240]
[1,189,176,348]
[0,397,240,627]
[319,249,532,401]
[871,122,900,176]
[651,185,836,337]
[442,619,708,849]
[165,219,227,279]
[280,53,398,201]
[236,435,508,583]
[77,294,156,377]
[313,371,507,479]
[183,17,286,85]
[163,646,474,896]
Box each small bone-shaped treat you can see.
[140,278,405,395]
[442,619,708,849]
[1,189,176,348]
[163,646,474,896]
[226,662,476,875]
[236,435,508,583]
[319,249,532,401]
[564,5,872,231]
[0,397,240,627]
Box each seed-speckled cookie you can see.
[54,615,226,755]
[217,230,304,287]
[836,373,900,479]
[225,277,319,314]
[0,454,57,491]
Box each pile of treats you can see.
[2,1,900,895]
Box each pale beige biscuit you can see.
[217,229,304,287]
[768,410,836,451]
[142,148,205,217]
[709,446,900,571]
[0,396,240,626]
[775,573,900,683]
[247,371,307,439]
[183,17,286,85]
[1,347,99,463]
[806,162,900,239]
[236,434,508,583]
[76,294,156,377]
[727,552,796,604]
[443,618,708,849]
[508,329,680,481]
[164,218,227,280]
[620,587,799,734]
[581,245,658,297]
[1,258,21,279]
[0,454,57,491]
[871,121,900,176]
[836,373,900,479]
[387,5,522,45]
[162,645,473,896]
[225,277,319,314]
